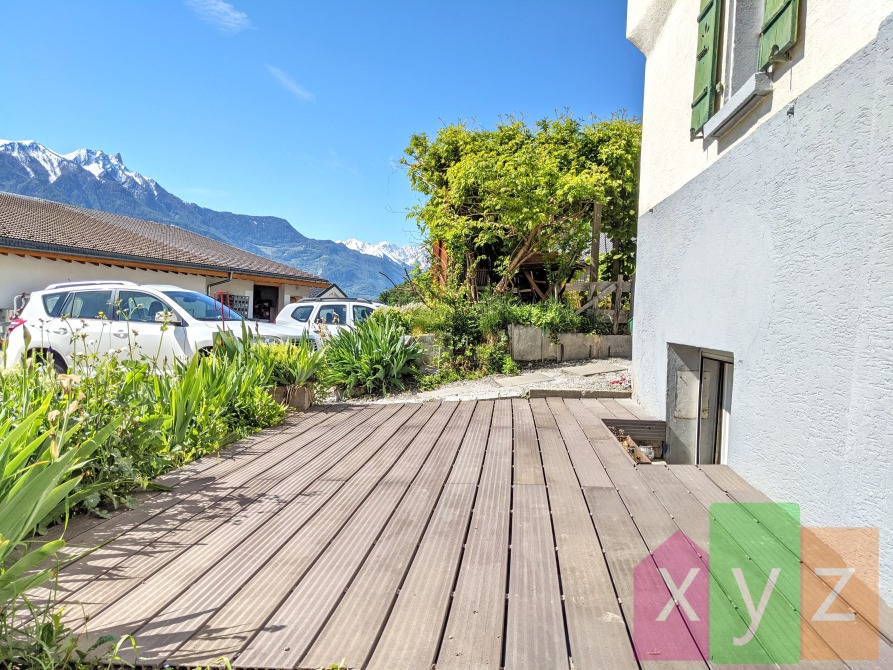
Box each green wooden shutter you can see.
[759,0,800,69]
[691,0,721,138]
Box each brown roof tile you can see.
[0,192,327,285]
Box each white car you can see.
[3,281,315,372]
[274,297,378,340]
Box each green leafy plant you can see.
[323,314,421,397]
[377,282,418,306]
[252,340,324,387]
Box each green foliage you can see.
[0,407,114,604]
[0,402,134,667]
[404,112,641,294]
[323,314,421,397]
[1,588,137,669]
[0,346,289,518]
[377,282,417,306]
[526,298,583,336]
[475,292,522,340]
[251,340,325,387]
[0,325,312,666]
[373,303,447,336]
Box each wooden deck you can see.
[40,398,890,669]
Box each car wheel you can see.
[48,351,68,374]
[32,349,67,373]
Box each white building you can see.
[628,0,892,599]
[0,192,329,323]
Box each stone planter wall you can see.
[412,327,631,366]
[413,334,443,367]
[507,324,631,362]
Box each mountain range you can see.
[336,238,426,268]
[0,139,420,298]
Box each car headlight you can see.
[261,336,281,344]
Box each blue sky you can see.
[0,1,644,246]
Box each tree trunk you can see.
[590,202,603,283]
[494,222,547,293]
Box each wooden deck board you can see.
[614,397,659,420]
[664,466,887,666]
[698,464,773,503]
[37,398,874,670]
[579,397,618,419]
[532,399,637,670]
[641,464,845,669]
[302,401,481,670]
[511,397,546,485]
[75,404,405,655]
[437,399,511,670]
[563,398,636,469]
[53,405,383,631]
[504,485,567,670]
[599,397,639,420]
[542,397,613,487]
[40,408,340,560]
[165,402,436,667]
[229,402,461,670]
[44,407,363,592]
[582,486,709,670]
[364,483,478,670]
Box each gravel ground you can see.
[333,357,631,405]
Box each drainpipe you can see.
[206,272,234,296]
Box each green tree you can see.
[377,281,418,306]
[403,113,641,297]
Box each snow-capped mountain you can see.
[64,147,159,195]
[337,238,427,268]
[0,140,160,197]
[0,139,408,298]
[0,139,77,183]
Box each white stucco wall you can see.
[628,0,893,210]
[632,16,893,600]
[0,255,208,306]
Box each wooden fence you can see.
[565,276,634,334]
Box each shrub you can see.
[377,283,417,306]
[475,292,525,340]
[0,331,297,665]
[527,298,583,341]
[0,338,289,516]
[0,403,120,662]
[323,314,421,397]
[252,340,324,387]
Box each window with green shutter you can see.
[759,0,800,69]
[691,0,722,139]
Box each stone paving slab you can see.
[494,372,551,387]
[561,362,627,377]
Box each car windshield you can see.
[161,290,243,322]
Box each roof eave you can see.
[0,239,329,287]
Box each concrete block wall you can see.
[508,325,632,362]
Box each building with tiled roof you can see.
[0,192,329,322]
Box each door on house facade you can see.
[253,285,279,322]
[697,353,734,464]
